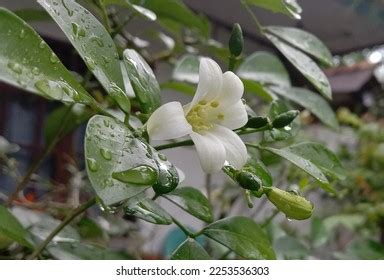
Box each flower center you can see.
[186,100,224,132]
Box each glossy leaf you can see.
[39,0,130,113]
[122,49,161,114]
[164,187,213,223]
[269,86,338,129]
[237,51,290,87]
[102,0,157,21]
[0,8,94,105]
[265,26,333,67]
[172,55,200,84]
[85,115,158,205]
[44,104,93,145]
[244,0,302,19]
[132,0,210,37]
[265,33,332,100]
[124,195,172,225]
[286,142,346,181]
[203,216,276,260]
[171,238,211,260]
[0,205,32,248]
[243,80,275,102]
[262,145,329,184]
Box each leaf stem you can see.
[241,1,265,34]
[171,217,195,237]
[27,197,96,260]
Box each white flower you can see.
[147,58,248,173]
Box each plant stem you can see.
[27,197,96,260]
[241,1,265,34]
[155,139,193,150]
[171,217,194,237]
[228,55,237,71]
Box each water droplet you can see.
[32,67,40,76]
[71,22,78,35]
[103,178,114,188]
[62,0,74,16]
[103,119,110,127]
[7,62,23,74]
[158,153,167,161]
[101,56,109,65]
[86,158,98,172]
[17,79,27,88]
[84,57,96,71]
[50,53,59,64]
[39,41,46,49]
[112,165,158,185]
[90,36,104,47]
[152,161,179,194]
[78,27,86,37]
[100,148,112,160]
[19,29,25,39]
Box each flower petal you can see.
[186,58,223,113]
[218,71,244,107]
[216,100,248,129]
[211,125,247,169]
[190,131,226,173]
[147,102,192,140]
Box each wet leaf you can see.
[172,54,200,84]
[102,0,156,21]
[244,0,302,19]
[171,238,211,260]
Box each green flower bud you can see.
[266,187,313,220]
[236,170,262,191]
[229,23,243,57]
[272,110,299,128]
[247,116,270,129]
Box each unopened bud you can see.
[272,110,299,128]
[229,23,243,57]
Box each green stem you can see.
[245,142,263,150]
[27,197,96,260]
[6,106,74,206]
[171,217,194,237]
[241,0,265,34]
[155,139,193,151]
[228,55,237,71]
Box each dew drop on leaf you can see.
[86,158,98,172]
[100,148,112,160]
[7,62,23,74]
[112,165,158,185]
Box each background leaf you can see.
[265,26,333,66]
[203,216,276,259]
[172,54,200,84]
[164,187,213,223]
[102,0,156,21]
[237,51,290,87]
[39,0,130,113]
[123,49,161,114]
[244,0,302,19]
[0,205,32,248]
[171,238,211,260]
[0,8,94,105]
[265,33,332,99]
[269,86,338,129]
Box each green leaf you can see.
[124,195,172,225]
[14,9,50,22]
[172,55,200,84]
[122,49,161,114]
[44,104,93,145]
[286,142,346,181]
[47,242,131,260]
[132,0,210,37]
[265,26,333,67]
[39,0,130,113]
[85,115,159,205]
[261,145,329,184]
[243,80,275,102]
[203,216,276,259]
[265,33,332,100]
[244,0,302,19]
[0,205,32,248]
[237,51,290,87]
[102,0,157,21]
[164,187,213,223]
[171,238,211,260]
[268,86,339,129]
[161,81,195,96]
[0,8,94,105]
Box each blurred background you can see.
[1,0,384,259]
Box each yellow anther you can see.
[198,100,207,105]
[217,113,225,120]
[210,101,219,108]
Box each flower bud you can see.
[272,110,299,128]
[236,170,262,191]
[266,187,313,220]
[229,23,243,57]
[247,116,270,129]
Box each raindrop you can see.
[112,165,158,185]
[100,148,112,160]
[71,22,78,35]
[103,119,110,127]
[50,53,59,64]
[78,27,86,37]
[32,67,40,76]
[39,41,46,49]
[19,29,25,39]
[158,153,167,161]
[152,161,179,194]
[90,36,104,47]
[86,158,98,172]
[7,62,23,74]
[103,178,114,188]
[84,57,96,71]
[62,0,74,16]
